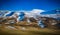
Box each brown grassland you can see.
[0,21,60,35]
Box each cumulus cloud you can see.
[31,9,45,14]
[24,9,45,18]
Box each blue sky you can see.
[0,0,60,11]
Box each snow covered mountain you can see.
[40,9,60,19]
[0,9,60,20]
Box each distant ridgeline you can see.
[0,10,25,21]
[0,9,60,21]
[40,9,60,20]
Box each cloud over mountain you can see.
[25,9,45,18]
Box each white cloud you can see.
[24,9,45,18]
[31,9,45,14]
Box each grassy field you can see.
[0,25,60,35]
